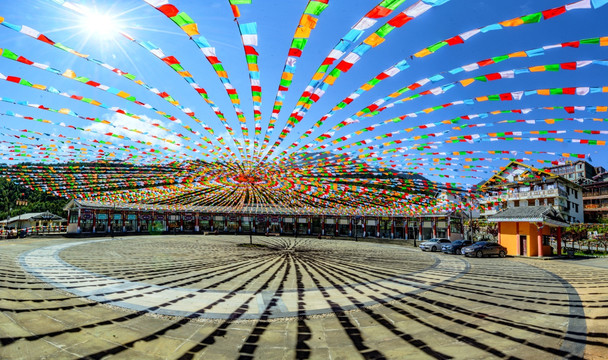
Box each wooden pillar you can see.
[516,222,521,255]
[307,217,311,234]
[321,217,325,236]
[405,218,409,240]
[376,217,380,237]
[497,222,502,245]
[195,212,199,232]
[432,218,437,238]
[77,208,81,232]
[348,218,352,236]
[557,227,562,256]
[537,224,544,257]
[363,219,366,237]
[391,218,395,239]
[210,215,214,231]
[461,217,465,240]
[92,211,96,233]
[418,218,422,241]
[447,216,451,239]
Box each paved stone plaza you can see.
[1,235,607,359]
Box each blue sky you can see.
[0,0,607,186]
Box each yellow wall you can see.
[500,222,519,256]
[498,221,555,257]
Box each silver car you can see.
[419,238,451,252]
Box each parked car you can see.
[442,240,473,255]
[419,238,451,252]
[462,241,507,258]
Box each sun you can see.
[82,10,120,39]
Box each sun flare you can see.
[82,11,119,39]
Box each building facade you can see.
[64,199,466,241]
[0,211,66,232]
[544,160,599,184]
[583,176,608,222]
[488,205,567,257]
[543,161,608,222]
[479,161,583,224]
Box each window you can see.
[574,191,578,199]
[543,235,551,246]
[69,210,78,224]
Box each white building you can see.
[479,161,583,224]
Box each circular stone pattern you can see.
[6,236,608,359]
[20,236,467,320]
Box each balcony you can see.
[480,188,560,204]
[481,208,499,216]
[585,204,608,212]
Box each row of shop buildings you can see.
[64,200,466,240]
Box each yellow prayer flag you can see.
[62,69,76,79]
[294,26,312,39]
[415,48,431,58]
[508,51,527,58]
[363,33,385,48]
[324,75,337,85]
[460,78,475,87]
[181,23,199,37]
[299,14,318,29]
[499,18,524,27]
[312,72,324,80]
[529,65,546,72]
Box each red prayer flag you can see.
[158,4,179,17]
[37,34,54,45]
[561,62,577,70]
[366,6,391,19]
[388,13,413,27]
[445,35,464,46]
[542,6,566,19]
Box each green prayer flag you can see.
[521,12,542,24]
[304,1,329,16]
[171,12,195,27]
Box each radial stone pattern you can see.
[21,236,467,319]
[2,236,608,359]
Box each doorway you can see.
[519,235,527,256]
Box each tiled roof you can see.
[487,206,569,227]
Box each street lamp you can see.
[4,207,10,236]
[15,197,28,237]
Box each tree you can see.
[563,224,587,251]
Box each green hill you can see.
[0,177,68,220]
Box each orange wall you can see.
[498,221,554,257]
[500,222,519,256]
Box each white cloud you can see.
[84,113,183,151]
